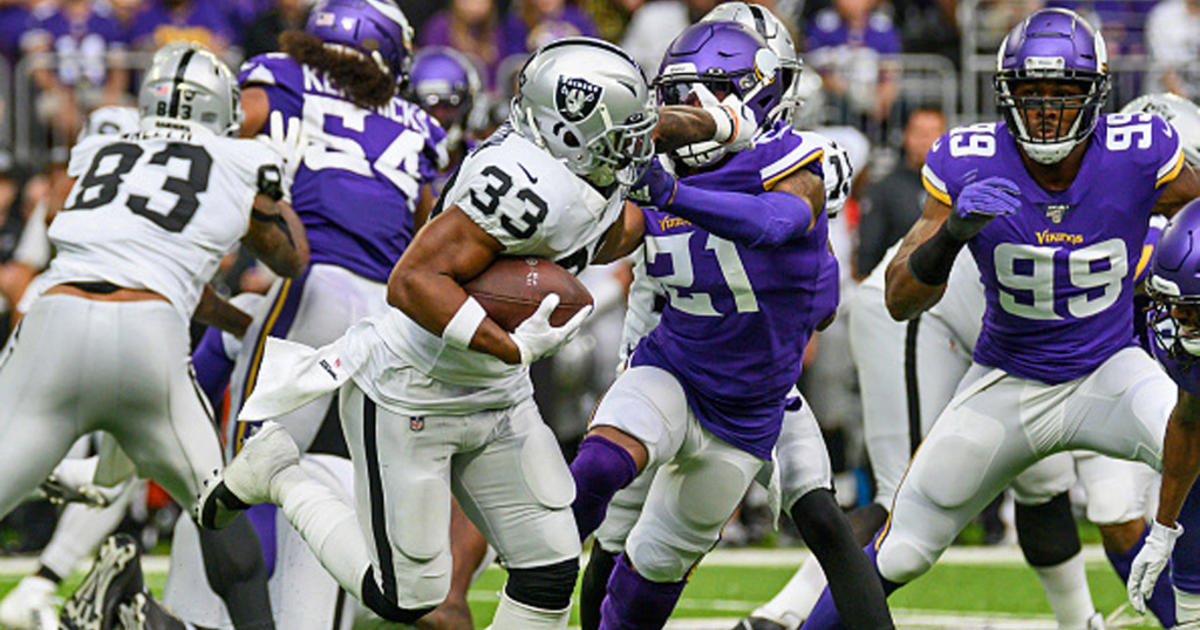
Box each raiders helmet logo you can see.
[555,77,602,122]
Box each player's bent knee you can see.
[360,570,437,624]
[916,429,1003,509]
[505,558,579,611]
[791,488,850,549]
[877,538,933,584]
[1015,492,1080,567]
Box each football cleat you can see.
[195,421,299,529]
[0,574,61,630]
[730,616,791,630]
[115,593,187,630]
[60,535,143,630]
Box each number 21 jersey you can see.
[44,129,282,324]
[922,114,1184,383]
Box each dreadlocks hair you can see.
[279,30,396,110]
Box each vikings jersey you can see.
[631,126,834,458]
[237,53,447,282]
[923,114,1184,383]
[43,129,281,324]
[350,124,630,415]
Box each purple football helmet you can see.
[407,47,482,141]
[1147,199,1200,362]
[306,0,413,80]
[654,21,782,167]
[994,8,1110,165]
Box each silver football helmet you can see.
[139,43,243,137]
[510,37,657,187]
[701,1,802,127]
[1121,93,1200,167]
[78,105,140,142]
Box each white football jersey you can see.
[42,128,282,323]
[354,125,629,415]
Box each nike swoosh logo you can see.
[518,162,538,184]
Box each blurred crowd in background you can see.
[0,0,1196,551]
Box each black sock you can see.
[792,489,895,630]
[579,546,618,630]
[34,565,63,585]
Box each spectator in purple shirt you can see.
[806,0,901,124]
[21,0,129,146]
[419,0,520,90]
[127,0,235,54]
[504,0,599,53]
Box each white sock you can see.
[40,483,135,578]
[273,465,372,599]
[1177,586,1200,627]
[487,591,569,630]
[1032,552,1096,630]
[751,554,826,630]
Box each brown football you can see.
[463,257,594,332]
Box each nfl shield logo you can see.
[410,417,424,432]
[1045,203,1070,224]
[555,77,602,122]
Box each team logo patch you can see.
[1044,203,1071,224]
[410,417,425,432]
[555,77,602,122]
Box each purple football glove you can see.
[630,158,677,209]
[946,176,1020,240]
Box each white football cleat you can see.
[0,574,60,630]
[195,421,299,528]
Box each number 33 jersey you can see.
[238,53,447,282]
[922,114,1185,383]
[43,129,282,324]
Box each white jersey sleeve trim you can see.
[1157,147,1185,188]
[921,164,952,206]
[760,143,823,189]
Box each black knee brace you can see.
[359,569,436,624]
[1016,491,1081,567]
[505,558,579,611]
[580,547,617,630]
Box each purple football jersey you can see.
[631,125,833,458]
[923,114,1184,383]
[239,54,447,282]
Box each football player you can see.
[1129,197,1200,627]
[803,8,1200,628]
[196,35,758,630]
[406,46,485,198]
[567,21,893,630]
[0,41,308,630]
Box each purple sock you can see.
[246,503,278,577]
[191,326,235,412]
[803,538,901,630]
[598,554,686,630]
[1107,525,1176,628]
[570,435,637,541]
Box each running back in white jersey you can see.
[362,124,628,413]
[44,129,282,323]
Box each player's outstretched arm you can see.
[1155,163,1200,217]
[654,100,754,152]
[243,195,309,278]
[1128,387,1200,610]
[884,195,954,320]
[387,206,525,364]
[193,285,252,337]
[592,201,648,264]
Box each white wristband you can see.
[703,104,735,144]
[442,296,487,349]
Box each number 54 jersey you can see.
[43,129,283,324]
[922,114,1185,384]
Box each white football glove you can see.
[694,83,757,152]
[266,110,306,187]
[1128,520,1183,613]
[510,294,593,366]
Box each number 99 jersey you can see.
[43,129,282,324]
[922,114,1184,383]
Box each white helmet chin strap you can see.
[1019,137,1078,164]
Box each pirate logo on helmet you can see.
[555,76,602,122]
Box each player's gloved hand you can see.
[510,294,594,366]
[630,158,677,208]
[946,176,1020,240]
[694,83,757,152]
[1128,520,1183,613]
[265,110,306,184]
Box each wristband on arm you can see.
[442,296,487,349]
[906,221,968,286]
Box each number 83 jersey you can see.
[43,130,282,324]
[922,114,1185,383]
